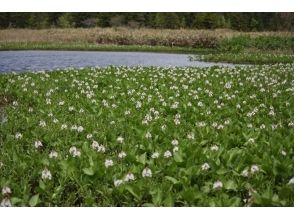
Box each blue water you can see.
[0,50,234,73]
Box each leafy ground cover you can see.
[0,64,294,206]
[199,53,294,64]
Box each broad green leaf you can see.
[11,197,22,205]
[29,194,39,207]
[163,194,174,207]
[83,167,95,176]
[142,203,155,207]
[151,189,162,206]
[225,180,238,191]
[165,176,179,184]
[173,153,183,163]
[39,180,46,190]
[199,140,208,146]
[41,158,50,166]
[125,186,140,200]
[136,153,147,165]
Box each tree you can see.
[57,13,73,28]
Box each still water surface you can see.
[0,50,235,73]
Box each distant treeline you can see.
[0,13,293,31]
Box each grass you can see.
[1,28,294,64]
[1,65,294,206]
[199,53,294,64]
[0,42,212,54]
[0,28,293,51]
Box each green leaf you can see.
[151,189,162,206]
[11,197,22,205]
[83,167,95,176]
[165,176,179,184]
[224,180,238,191]
[41,158,50,166]
[142,203,155,207]
[216,168,228,175]
[89,156,94,167]
[29,194,39,207]
[136,153,147,165]
[39,180,46,190]
[199,140,208,147]
[125,186,141,200]
[173,153,183,163]
[163,194,174,206]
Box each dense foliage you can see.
[1,65,294,206]
[200,53,294,64]
[0,13,293,31]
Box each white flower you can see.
[15,132,22,139]
[97,144,106,153]
[86,134,93,139]
[151,152,160,159]
[71,125,77,130]
[173,146,179,153]
[49,150,58,159]
[61,124,68,130]
[34,140,43,149]
[201,163,210,171]
[224,81,232,89]
[241,169,249,177]
[39,120,46,127]
[171,139,179,146]
[77,126,84,133]
[124,173,135,182]
[250,165,259,174]
[142,167,152,178]
[164,150,172,158]
[136,101,142,109]
[0,198,12,207]
[41,168,52,180]
[213,180,223,190]
[91,141,99,149]
[174,118,180,125]
[2,186,11,195]
[187,132,195,140]
[248,138,255,144]
[281,150,287,156]
[69,146,81,157]
[210,145,219,151]
[105,159,114,168]
[114,179,123,187]
[117,136,124,144]
[161,124,167,131]
[118,151,127,159]
[288,177,294,185]
[145,132,152,139]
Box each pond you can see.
[0,50,235,73]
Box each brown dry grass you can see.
[1,28,293,45]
